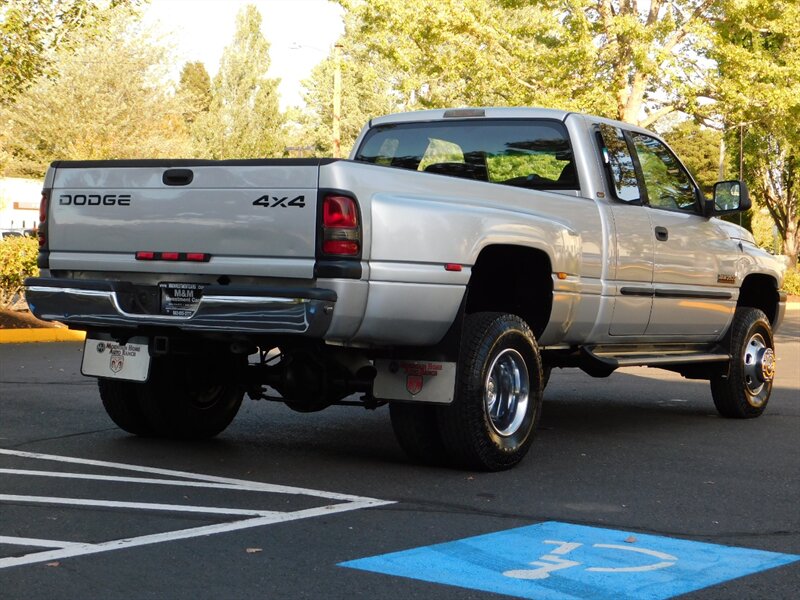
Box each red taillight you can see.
[38,193,48,248]
[323,240,360,255]
[321,194,360,257]
[324,195,358,228]
[39,193,48,223]
[135,251,210,262]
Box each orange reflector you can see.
[557,272,568,280]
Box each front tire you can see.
[711,307,775,418]
[138,355,244,439]
[437,312,543,471]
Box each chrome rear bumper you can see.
[25,278,336,336]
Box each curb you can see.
[0,328,86,343]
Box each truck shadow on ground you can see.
[95,370,767,471]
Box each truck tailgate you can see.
[47,160,325,278]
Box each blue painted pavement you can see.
[339,521,799,600]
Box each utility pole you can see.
[333,43,343,159]
[739,123,744,179]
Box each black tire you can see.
[389,403,447,465]
[98,379,154,436]
[541,363,552,390]
[437,312,543,471]
[138,355,244,439]
[711,307,775,418]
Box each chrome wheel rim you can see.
[484,348,529,437]
[742,332,774,406]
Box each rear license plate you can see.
[160,282,203,316]
[82,336,151,382]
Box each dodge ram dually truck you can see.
[26,107,787,471]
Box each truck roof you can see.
[370,107,573,126]
[367,107,666,142]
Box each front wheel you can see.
[711,307,776,418]
[437,312,543,471]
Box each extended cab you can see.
[26,108,787,470]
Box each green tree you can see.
[0,0,141,106]
[0,11,191,178]
[712,0,800,266]
[193,5,285,159]
[338,0,578,111]
[337,0,725,126]
[178,61,212,124]
[296,38,399,157]
[662,120,728,196]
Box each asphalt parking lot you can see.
[1,312,798,599]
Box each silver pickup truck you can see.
[26,107,787,471]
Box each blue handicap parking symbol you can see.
[340,521,799,600]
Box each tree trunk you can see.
[783,221,799,270]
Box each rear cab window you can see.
[354,120,579,191]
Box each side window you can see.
[630,133,698,212]
[598,124,640,203]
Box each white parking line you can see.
[0,536,84,549]
[0,468,277,491]
[0,449,368,500]
[0,494,283,517]
[0,449,394,570]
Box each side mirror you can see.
[710,180,750,216]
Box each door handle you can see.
[655,226,669,241]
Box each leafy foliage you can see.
[178,61,212,124]
[712,0,800,267]
[336,0,725,126]
[662,120,729,196]
[192,5,285,158]
[783,268,800,296]
[294,34,398,157]
[0,11,191,178]
[0,0,141,106]
[0,235,39,308]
